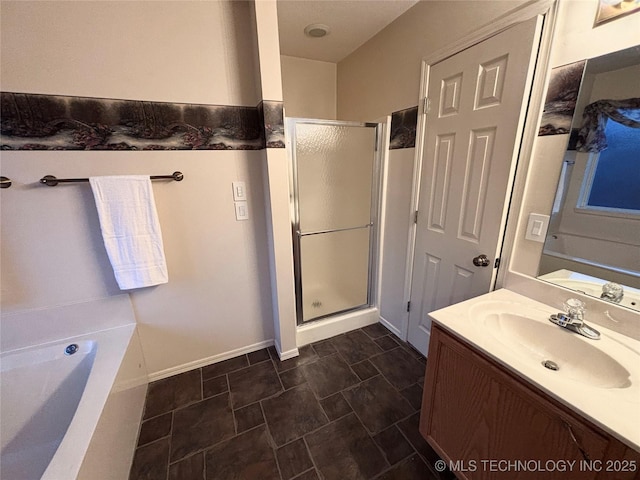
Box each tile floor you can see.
[128,323,455,480]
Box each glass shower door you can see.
[291,120,380,323]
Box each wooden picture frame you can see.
[594,0,640,26]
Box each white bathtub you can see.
[543,232,640,276]
[0,296,147,480]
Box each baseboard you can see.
[147,339,275,382]
[296,307,379,346]
[274,340,300,361]
[378,315,403,339]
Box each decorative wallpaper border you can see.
[538,60,586,136]
[389,106,418,149]
[0,92,285,151]
[260,100,285,148]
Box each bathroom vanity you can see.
[419,289,640,480]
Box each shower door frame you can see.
[287,118,384,326]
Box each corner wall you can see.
[336,0,529,121]
[281,56,337,119]
[0,1,276,377]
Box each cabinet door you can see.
[595,440,640,480]
[420,325,609,480]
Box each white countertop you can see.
[427,288,640,452]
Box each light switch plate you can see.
[232,181,247,201]
[525,213,550,243]
[235,201,249,221]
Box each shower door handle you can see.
[297,223,373,237]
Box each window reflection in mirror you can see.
[538,45,640,312]
[579,119,640,212]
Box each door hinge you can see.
[422,97,430,114]
[414,210,418,224]
[407,301,411,312]
[494,258,501,269]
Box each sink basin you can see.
[538,270,640,311]
[471,306,632,389]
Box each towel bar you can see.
[0,176,11,189]
[39,172,184,187]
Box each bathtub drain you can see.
[542,359,559,371]
[65,344,79,355]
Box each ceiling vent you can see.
[304,24,330,38]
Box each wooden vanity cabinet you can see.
[420,324,640,480]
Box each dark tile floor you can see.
[129,323,456,480]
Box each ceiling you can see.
[277,0,419,63]
[587,44,640,74]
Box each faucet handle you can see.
[602,282,623,302]
[563,298,585,321]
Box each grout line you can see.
[369,455,413,480]
[394,416,425,464]
[320,395,353,423]
[201,354,250,381]
[290,467,317,480]
[165,410,175,480]
[230,391,238,436]
[172,421,271,468]
[257,401,285,480]
[202,448,207,480]
[301,435,321,479]
[316,395,331,425]
[275,365,287,391]
[133,434,171,450]
[167,448,202,466]
[309,342,321,358]
[166,392,238,468]
[233,400,266,434]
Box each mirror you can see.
[537,45,640,311]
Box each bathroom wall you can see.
[378,107,418,336]
[508,0,640,279]
[0,1,276,378]
[378,146,414,336]
[281,56,337,119]
[335,0,528,337]
[336,0,529,122]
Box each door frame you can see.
[400,0,558,341]
[286,118,386,325]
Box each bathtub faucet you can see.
[601,282,624,303]
[549,298,600,340]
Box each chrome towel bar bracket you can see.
[0,176,11,188]
[39,171,184,187]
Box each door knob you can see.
[473,254,490,267]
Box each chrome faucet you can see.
[549,298,600,340]
[601,282,624,303]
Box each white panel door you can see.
[408,17,542,355]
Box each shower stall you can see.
[288,119,383,324]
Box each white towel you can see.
[89,175,168,290]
